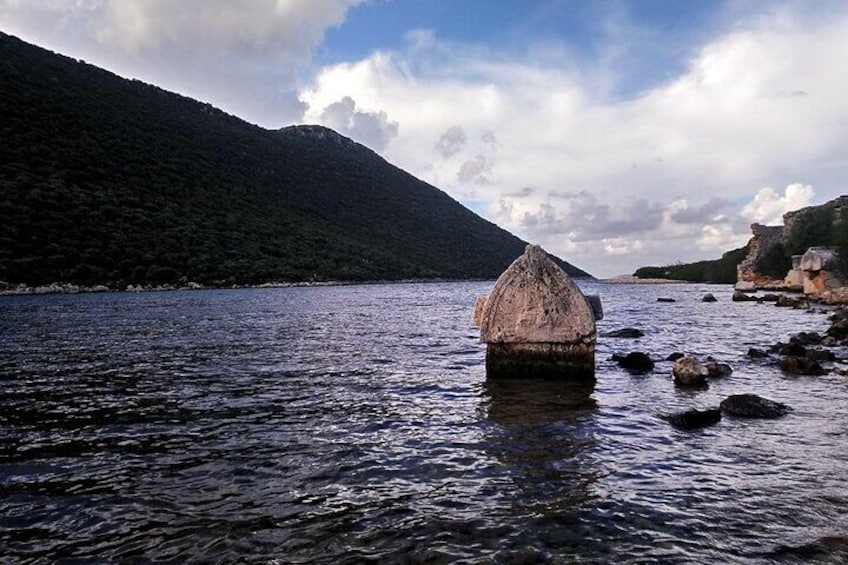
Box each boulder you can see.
[479,244,596,380]
[701,293,717,302]
[771,341,807,357]
[793,331,822,345]
[720,394,790,419]
[747,348,769,359]
[613,352,655,374]
[705,361,733,378]
[663,408,722,430]
[780,356,827,376]
[776,295,809,309]
[735,281,757,292]
[673,357,709,387]
[732,291,757,302]
[601,328,644,338]
[806,349,836,362]
[759,293,780,302]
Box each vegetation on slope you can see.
[633,246,749,284]
[0,32,589,287]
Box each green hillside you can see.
[0,32,590,287]
[633,245,749,284]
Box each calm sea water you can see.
[2,281,848,563]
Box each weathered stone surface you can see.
[701,293,717,302]
[479,244,596,379]
[480,245,595,345]
[586,294,604,321]
[473,295,487,326]
[673,357,709,387]
[737,223,786,286]
[601,328,644,338]
[735,281,757,292]
[720,394,790,418]
[613,351,654,374]
[663,408,722,430]
[732,291,757,302]
[486,342,595,380]
[776,295,809,309]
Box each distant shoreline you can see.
[600,275,691,284]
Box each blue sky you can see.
[2,0,847,276]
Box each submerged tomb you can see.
[476,244,598,380]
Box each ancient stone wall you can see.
[737,223,785,284]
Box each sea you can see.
[2,281,848,563]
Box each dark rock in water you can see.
[705,361,733,377]
[759,293,780,302]
[720,394,790,418]
[776,295,809,309]
[772,341,807,357]
[780,355,827,376]
[827,317,848,339]
[747,348,769,359]
[823,336,838,347]
[673,357,709,387]
[666,352,685,362]
[613,352,655,374]
[602,328,644,338]
[701,293,717,302]
[663,408,722,430]
[732,291,757,302]
[657,297,676,303]
[794,331,823,345]
[806,348,836,362]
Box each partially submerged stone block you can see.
[478,244,597,380]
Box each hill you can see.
[0,32,590,287]
[633,246,749,284]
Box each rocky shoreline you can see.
[605,289,848,430]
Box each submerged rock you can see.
[732,291,757,302]
[673,357,709,387]
[657,297,676,303]
[720,394,790,418]
[701,293,717,303]
[663,408,722,430]
[479,244,596,380]
[666,352,685,362]
[747,348,769,359]
[705,361,733,378]
[613,352,655,374]
[601,328,644,338]
[780,356,827,376]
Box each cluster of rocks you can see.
[663,394,791,430]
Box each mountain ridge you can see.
[0,32,590,287]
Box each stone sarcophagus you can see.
[477,245,597,380]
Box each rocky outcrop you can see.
[720,394,791,419]
[737,223,785,286]
[701,293,717,302]
[479,244,596,380]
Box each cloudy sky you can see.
[3,0,848,277]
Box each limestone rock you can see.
[479,244,596,379]
[673,357,709,387]
[735,281,757,292]
[473,295,487,326]
[720,394,790,419]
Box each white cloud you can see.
[740,183,815,225]
[298,6,848,276]
[0,0,364,125]
[318,96,399,152]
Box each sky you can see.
[2,0,848,277]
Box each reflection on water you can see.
[1,281,848,562]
